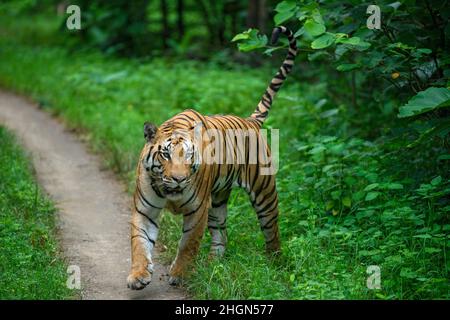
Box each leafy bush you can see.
[234,0,450,147]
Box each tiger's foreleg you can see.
[208,190,231,257]
[127,169,166,290]
[168,201,209,285]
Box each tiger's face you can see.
[143,122,201,200]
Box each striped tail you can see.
[250,26,297,125]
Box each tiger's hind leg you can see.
[208,190,231,257]
[247,174,281,254]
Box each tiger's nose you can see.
[172,175,186,183]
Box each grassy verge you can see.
[0,127,74,299]
[0,13,448,299]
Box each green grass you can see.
[0,127,74,299]
[0,13,448,299]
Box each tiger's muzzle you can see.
[161,175,190,198]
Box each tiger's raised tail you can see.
[250,26,297,125]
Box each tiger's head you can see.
[142,121,202,200]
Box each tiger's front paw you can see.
[127,268,152,290]
[168,263,183,286]
[168,275,181,286]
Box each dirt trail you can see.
[0,90,185,300]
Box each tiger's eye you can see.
[161,151,170,160]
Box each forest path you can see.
[0,90,185,300]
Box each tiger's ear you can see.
[144,122,158,143]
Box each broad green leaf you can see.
[431,176,442,186]
[336,63,360,72]
[294,26,305,38]
[264,46,283,56]
[365,191,380,201]
[437,154,450,161]
[325,200,334,211]
[400,267,418,279]
[331,190,342,200]
[413,234,432,239]
[417,48,432,54]
[335,36,371,50]
[233,29,268,52]
[304,18,326,37]
[311,33,335,49]
[274,0,298,25]
[275,0,297,13]
[398,87,450,118]
[364,183,379,191]
[310,8,324,25]
[386,183,404,190]
[336,36,361,45]
[231,31,250,42]
[342,197,352,208]
[274,10,296,25]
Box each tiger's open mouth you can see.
[163,187,183,196]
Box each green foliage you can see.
[398,87,450,118]
[66,0,151,56]
[0,127,74,299]
[234,0,449,150]
[232,29,268,52]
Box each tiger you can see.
[127,26,297,290]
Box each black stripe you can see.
[137,185,163,209]
[183,209,207,233]
[131,224,156,245]
[257,196,278,216]
[265,233,278,244]
[151,182,164,198]
[208,225,225,230]
[135,207,159,229]
[132,234,156,246]
[254,181,275,206]
[179,190,197,208]
[208,215,219,222]
[262,215,278,230]
[212,198,228,208]
[282,63,292,72]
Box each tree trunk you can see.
[160,0,169,49]
[214,0,226,45]
[257,0,267,33]
[198,0,215,45]
[228,0,240,36]
[177,0,185,40]
[247,0,267,33]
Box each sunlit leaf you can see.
[398,87,450,118]
[304,18,326,37]
[336,63,360,72]
[311,33,335,49]
[365,191,380,201]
